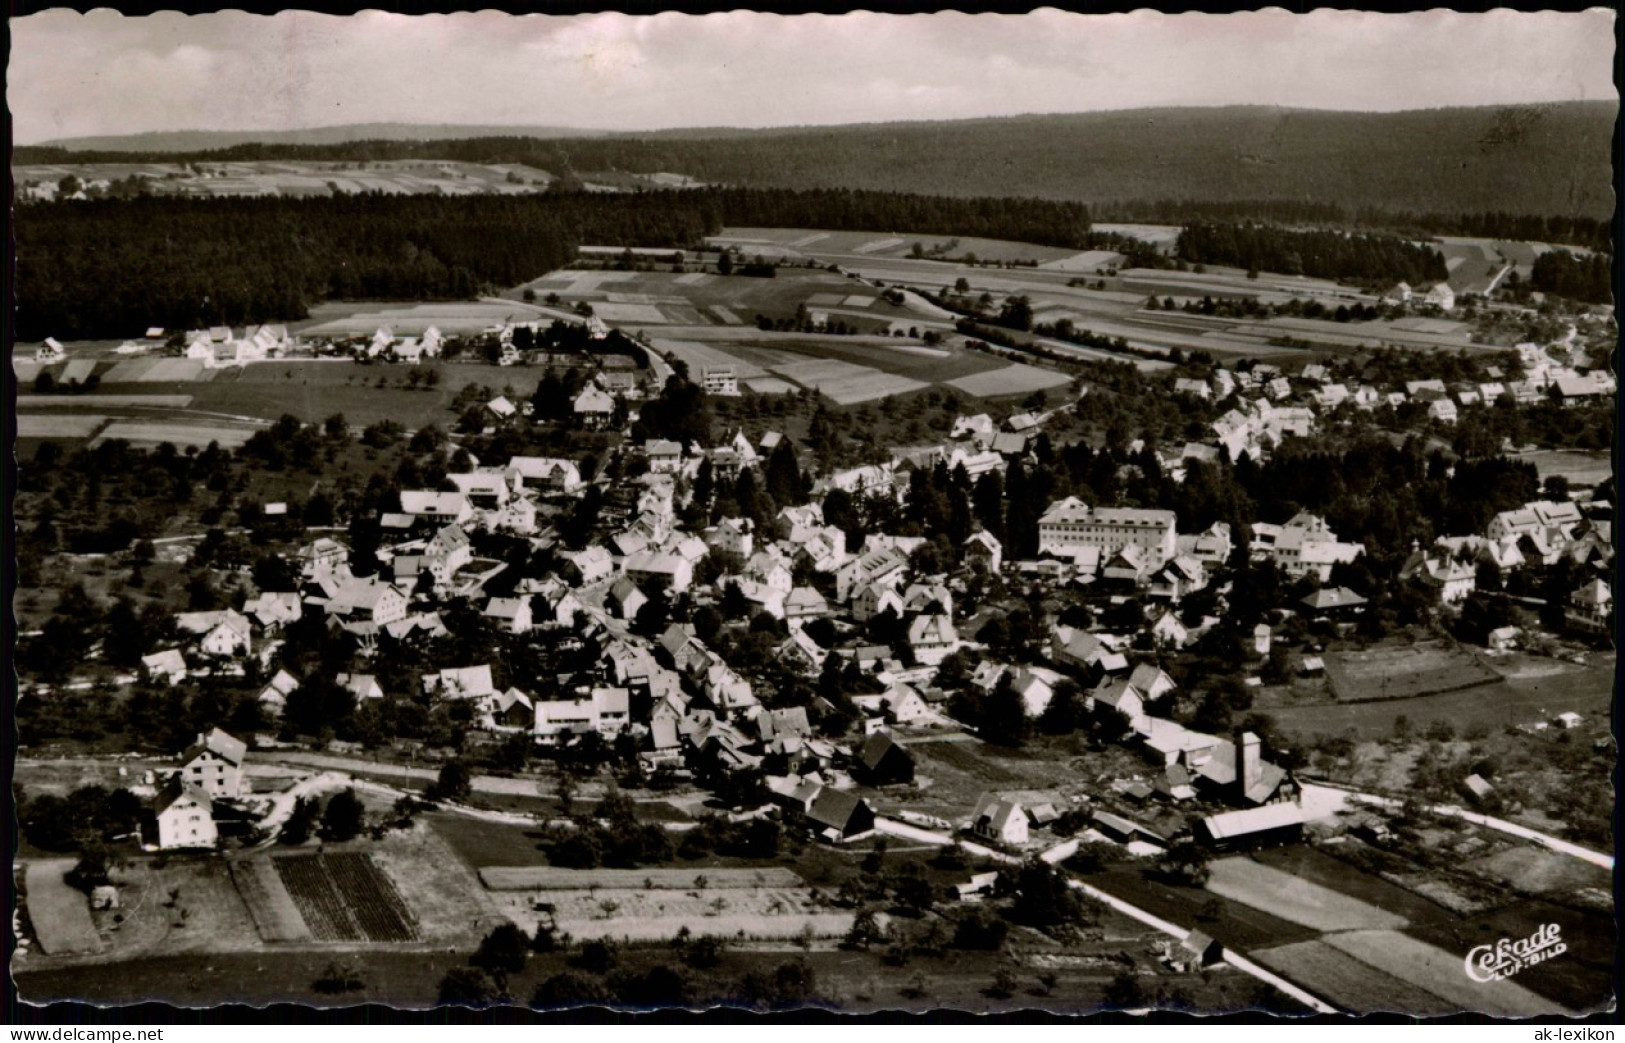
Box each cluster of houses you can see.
[1397,496,1612,633]
[183,325,294,368]
[1179,337,1615,459]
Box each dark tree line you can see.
[1176,222,1448,286]
[1528,249,1613,305]
[15,187,1096,340]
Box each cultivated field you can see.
[101,358,213,382]
[23,860,103,955]
[92,420,261,449]
[1324,643,1501,702]
[1323,929,1572,1016]
[772,358,928,405]
[271,853,419,943]
[479,866,802,890]
[230,858,311,943]
[17,394,195,409]
[709,228,1085,266]
[945,364,1072,398]
[1204,857,1408,932]
[17,415,110,439]
[300,300,537,338]
[654,338,770,379]
[1251,939,1453,1015]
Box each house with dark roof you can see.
[800,787,876,841]
[854,730,915,785]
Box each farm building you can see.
[1194,802,1305,850]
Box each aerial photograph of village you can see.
[7,5,1617,1021]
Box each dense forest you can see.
[1528,249,1615,305]
[16,102,1616,218]
[13,188,1092,340]
[1175,222,1449,286]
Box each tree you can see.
[319,789,365,842]
[1103,968,1147,1009]
[437,967,500,1006]
[1155,839,1211,886]
[531,972,612,1008]
[473,922,532,977]
[430,760,472,802]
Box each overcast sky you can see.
[9,8,1617,143]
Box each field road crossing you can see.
[1300,781,1613,871]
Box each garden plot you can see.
[271,853,418,943]
[23,860,103,955]
[709,306,743,325]
[1251,940,1453,1015]
[229,858,311,943]
[1204,857,1408,932]
[1324,930,1574,1017]
[770,358,927,405]
[945,363,1071,398]
[743,377,797,394]
[17,414,110,439]
[143,360,212,382]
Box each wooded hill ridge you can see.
[17,103,1616,218]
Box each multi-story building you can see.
[1037,497,1178,568]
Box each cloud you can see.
[8,9,1616,143]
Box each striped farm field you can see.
[229,858,311,943]
[272,853,417,943]
[771,358,928,405]
[1323,930,1575,1017]
[1205,857,1408,932]
[653,338,769,379]
[1251,940,1453,1016]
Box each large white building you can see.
[1038,497,1178,569]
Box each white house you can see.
[178,728,247,800]
[149,780,217,850]
[970,793,1029,847]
